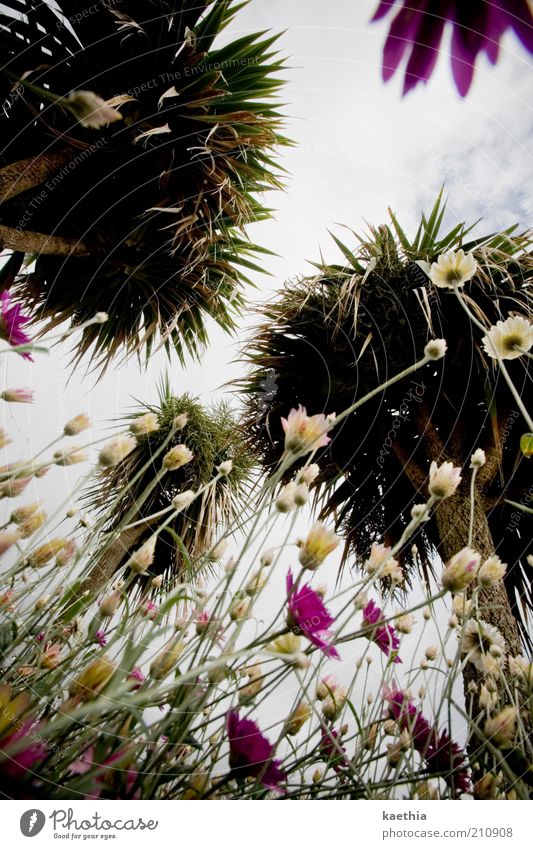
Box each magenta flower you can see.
[319,727,348,774]
[94,630,107,647]
[69,744,139,798]
[286,569,340,659]
[0,719,47,778]
[226,709,286,789]
[0,291,33,360]
[362,600,401,663]
[127,667,146,690]
[384,687,470,795]
[372,1,533,96]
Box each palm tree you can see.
[240,195,533,661]
[76,384,254,599]
[0,1,288,369]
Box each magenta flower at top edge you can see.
[362,599,402,663]
[286,569,340,660]
[0,291,33,360]
[383,686,470,795]
[372,1,533,97]
[226,709,286,790]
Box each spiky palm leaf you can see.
[0,0,288,369]
[240,194,533,639]
[82,384,254,594]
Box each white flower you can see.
[482,316,533,360]
[470,448,486,468]
[460,619,506,671]
[364,542,398,576]
[171,490,195,511]
[478,555,507,587]
[99,434,136,467]
[424,339,447,360]
[395,612,414,634]
[130,412,159,436]
[429,249,477,289]
[162,444,193,471]
[428,460,462,499]
[442,547,481,592]
[298,522,339,570]
[281,405,332,455]
[64,90,122,129]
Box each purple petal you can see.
[382,4,427,81]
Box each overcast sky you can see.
[2,0,532,753]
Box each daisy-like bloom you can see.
[424,339,447,361]
[298,522,339,570]
[130,412,160,436]
[281,405,333,455]
[286,569,340,659]
[441,546,481,593]
[162,444,193,471]
[99,434,137,467]
[484,706,517,749]
[0,686,47,778]
[383,687,470,796]
[460,619,506,672]
[482,316,533,360]
[284,702,312,736]
[428,250,477,289]
[64,90,122,128]
[1,388,34,403]
[372,1,533,97]
[477,554,507,587]
[428,460,462,499]
[362,600,402,663]
[0,291,33,360]
[226,710,286,790]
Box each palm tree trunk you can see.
[435,485,522,657]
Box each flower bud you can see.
[322,687,347,721]
[245,568,268,596]
[297,463,320,485]
[484,707,517,748]
[478,555,507,587]
[470,448,486,468]
[298,522,339,570]
[229,597,250,621]
[128,536,157,574]
[285,701,311,736]
[162,444,193,471]
[441,546,481,593]
[64,413,90,436]
[173,413,188,430]
[424,339,447,360]
[130,412,159,436]
[69,655,116,701]
[208,539,228,562]
[99,435,136,467]
[0,530,20,555]
[217,460,233,476]
[1,388,34,403]
[275,482,296,513]
[428,460,462,499]
[27,538,69,567]
[171,490,195,511]
[99,591,122,617]
[150,639,185,679]
[53,446,89,466]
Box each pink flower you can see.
[319,727,348,773]
[1,388,34,403]
[0,720,47,778]
[362,600,401,662]
[138,599,159,620]
[0,292,33,360]
[69,745,139,798]
[127,667,145,690]
[286,569,340,659]
[281,405,332,455]
[94,630,107,647]
[372,1,533,97]
[226,709,285,789]
[384,687,470,795]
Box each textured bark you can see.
[78,524,147,596]
[0,224,92,255]
[436,486,522,657]
[0,150,73,203]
